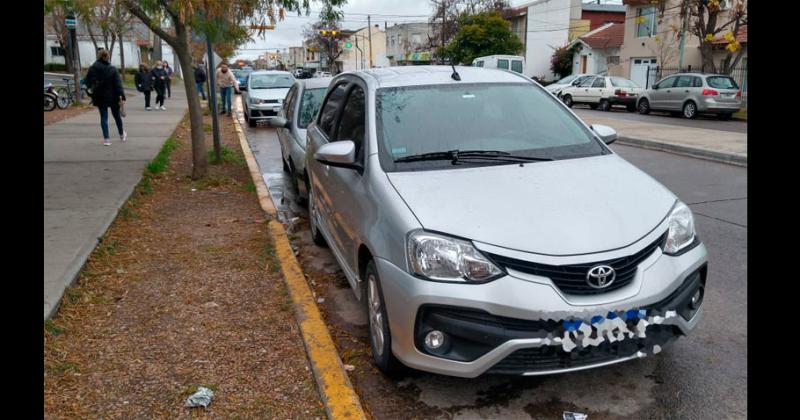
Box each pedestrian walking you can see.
[85,48,126,146]
[194,62,207,100]
[134,63,153,110]
[150,60,168,111]
[216,62,238,115]
[164,61,174,98]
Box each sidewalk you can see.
[44,86,188,319]
[578,114,747,166]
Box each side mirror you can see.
[314,141,361,171]
[591,124,618,145]
[239,85,247,91]
[268,117,290,128]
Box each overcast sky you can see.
[234,0,623,60]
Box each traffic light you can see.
[319,29,339,38]
[319,29,329,36]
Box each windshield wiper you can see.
[394,149,552,164]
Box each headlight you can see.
[663,201,697,255]
[407,231,503,283]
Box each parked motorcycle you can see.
[44,83,57,112]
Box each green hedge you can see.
[44,63,68,72]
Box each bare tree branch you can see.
[122,0,177,45]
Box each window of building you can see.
[50,46,65,56]
[636,7,657,38]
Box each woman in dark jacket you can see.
[85,48,126,146]
[134,64,153,110]
[150,60,168,110]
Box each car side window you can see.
[284,86,298,121]
[693,77,703,88]
[317,82,349,139]
[657,77,676,89]
[335,86,366,161]
[579,77,595,87]
[591,78,606,88]
[675,76,693,88]
[497,59,509,70]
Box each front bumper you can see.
[247,102,282,120]
[376,240,707,378]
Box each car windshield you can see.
[706,76,739,89]
[610,77,638,88]
[249,74,294,89]
[298,87,327,128]
[557,75,578,84]
[376,83,606,171]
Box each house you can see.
[502,6,528,54]
[385,23,434,66]
[287,46,305,70]
[614,0,748,88]
[569,22,624,76]
[338,25,389,72]
[581,2,626,31]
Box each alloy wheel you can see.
[367,274,385,356]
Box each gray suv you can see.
[305,66,707,377]
[637,73,742,119]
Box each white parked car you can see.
[545,74,594,98]
[472,55,525,75]
[560,75,644,112]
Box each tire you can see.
[56,95,70,109]
[308,185,328,247]
[365,261,403,376]
[599,99,611,112]
[248,117,257,128]
[637,99,650,115]
[43,94,56,112]
[563,94,573,108]
[589,104,598,110]
[717,113,732,121]
[683,101,698,119]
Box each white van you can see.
[472,55,525,75]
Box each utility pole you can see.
[367,15,373,68]
[65,12,82,105]
[206,34,221,161]
[678,0,689,70]
[441,1,446,64]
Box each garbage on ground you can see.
[317,298,325,304]
[563,412,587,420]
[185,386,215,408]
[343,364,355,372]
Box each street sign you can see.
[65,17,77,29]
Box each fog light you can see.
[424,330,445,350]
[689,289,702,309]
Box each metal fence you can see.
[645,65,748,105]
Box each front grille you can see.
[488,325,678,374]
[488,232,667,296]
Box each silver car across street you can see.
[305,66,708,378]
[268,77,332,202]
[241,70,295,127]
[636,72,742,119]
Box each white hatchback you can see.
[560,76,644,112]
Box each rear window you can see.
[610,77,638,88]
[511,60,523,73]
[497,59,509,70]
[706,76,739,89]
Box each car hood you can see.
[248,88,290,101]
[545,83,567,92]
[386,154,676,256]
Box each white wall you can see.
[46,37,181,77]
[524,0,577,81]
[572,46,617,75]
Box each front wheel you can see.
[44,94,56,111]
[637,99,651,115]
[248,117,257,128]
[365,261,403,376]
[563,95,573,108]
[599,99,611,112]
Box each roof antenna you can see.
[449,54,461,81]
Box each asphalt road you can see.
[572,107,747,134]
[237,99,746,419]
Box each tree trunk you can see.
[174,22,208,179]
[120,31,126,80]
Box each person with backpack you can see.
[150,60,168,111]
[134,63,153,110]
[194,62,207,100]
[85,48,126,146]
[163,61,174,98]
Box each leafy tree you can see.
[428,0,510,63]
[442,11,522,65]
[687,0,747,74]
[120,0,345,179]
[550,44,578,79]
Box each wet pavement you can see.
[235,97,746,419]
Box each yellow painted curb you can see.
[233,115,367,420]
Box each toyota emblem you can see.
[586,265,616,289]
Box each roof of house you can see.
[575,22,624,49]
[582,3,626,13]
[711,25,747,44]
